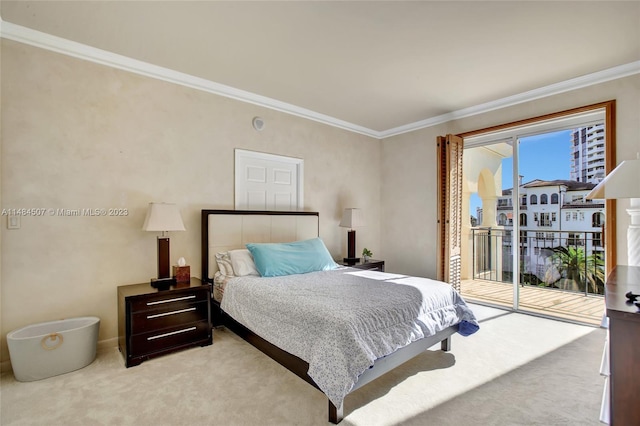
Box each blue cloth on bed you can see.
[458,320,480,336]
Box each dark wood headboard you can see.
[201,209,320,282]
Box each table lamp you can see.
[586,154,640,267]
[340,208,365,265]
[142,202,186,287]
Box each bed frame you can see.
[201,209,456,423]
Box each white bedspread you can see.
[220,268,479,407]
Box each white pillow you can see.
[229,249,260,276]
[215,252,234,276]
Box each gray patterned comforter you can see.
[220,268,479,408]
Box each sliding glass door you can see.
[456,104,612,325]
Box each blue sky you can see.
[470,129,572,216]
[504,129,572,188]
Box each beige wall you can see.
[381,74,640,278]
[2,36,639,365]
[0,40,381,361]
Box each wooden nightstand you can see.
[341,259,385,272]
[118,277,212,367]
[602,266,640,425]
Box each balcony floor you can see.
[460,279,604,326]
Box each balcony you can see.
[461,279,604,326]
[465,228,605,325]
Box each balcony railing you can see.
[471,228,605,296]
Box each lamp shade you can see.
[339,208,365,229]
[585,155,640,267]
[142,202,186,232]
[586,157,640,200]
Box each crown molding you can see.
[380,61,640,138]
[2,20,639,140]
[0,20,380,138]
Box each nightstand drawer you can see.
[130,320,210,356]
[129,290,208,313]
[131,300,209,334]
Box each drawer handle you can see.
[147,307,196,319]
[147,327,197,341]
[146,295,196,306]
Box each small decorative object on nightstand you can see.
[117,277,212,367]
[173,257,190,283]
[341,258,384,272]
[362,248,373,262]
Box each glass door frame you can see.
[511,136,520,310]
[459,101,616,311]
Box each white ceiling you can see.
[1,1,639,138]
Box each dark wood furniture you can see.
[342,259,385,271]
[221,308,453,423]
[118,277,212,367]
[604,265,640,425]
[202,209,457,423]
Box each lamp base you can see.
[628,223,640,268]
[343,257,361,265]
[150,277,176,290]
[627,199,640,267]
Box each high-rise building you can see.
[570,123,606,184]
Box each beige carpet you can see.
[0,305,605,425]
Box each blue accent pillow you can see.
[246,238,339,277]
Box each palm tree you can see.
[550,246,605,294]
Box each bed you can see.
[201,209,479,423]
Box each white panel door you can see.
[235,149,304,210]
